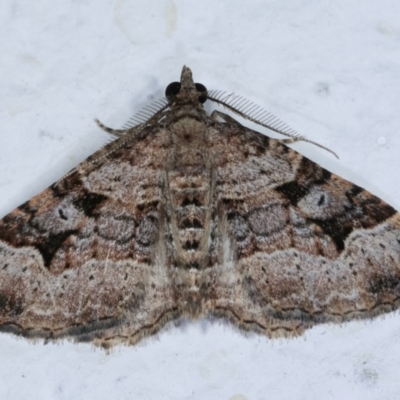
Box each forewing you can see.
[210,122,400,337]
[0,127,178,347]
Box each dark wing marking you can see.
[0,126,179,348]
[210,121,400,337]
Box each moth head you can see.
[165,66,207,104]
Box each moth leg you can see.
[95,119,132,138]
[211,110,243,125]
[276,137,303,144]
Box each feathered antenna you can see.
[121,99,169,129]
[207,90,338,158]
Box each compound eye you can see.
[195,83,207,104]
[165,82,181,99]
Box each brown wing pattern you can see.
[0,126,179,348]
[210,122,400,337]
[1,66,400,347]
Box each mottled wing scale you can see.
[0,123,180,347]
[209,121,400,336]
[1,66,400,348]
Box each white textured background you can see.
[1,1,400,399]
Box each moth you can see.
[0,66,399,348]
